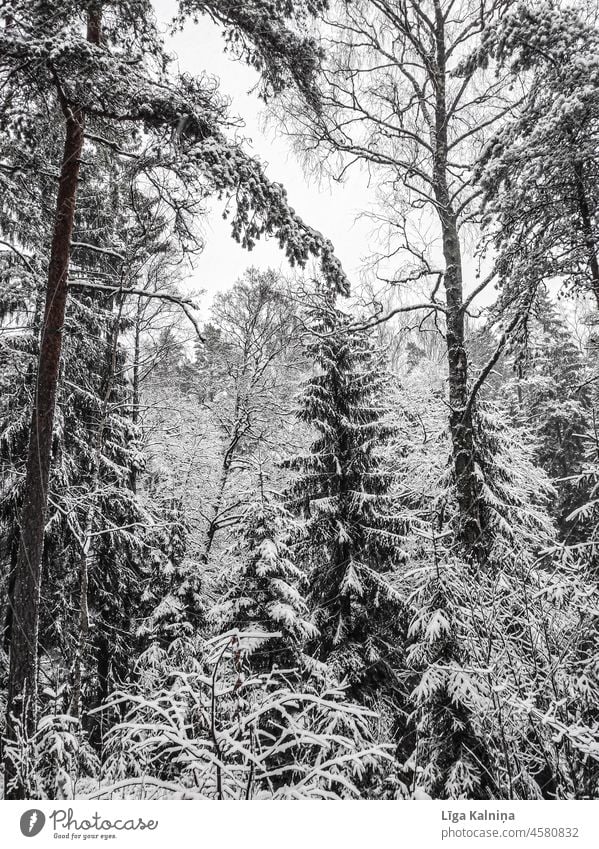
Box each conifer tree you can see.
[389,353,595,799]
[472,1,599,305]
[505,294,592,538]
[138,493,206,655]
[212,477,316,673]
[286,296,406,704]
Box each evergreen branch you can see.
[0,239,37,275]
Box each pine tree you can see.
[286,296,406,704]
[472,1,599,306]
[0,132,206,769]
[1,2,348,790]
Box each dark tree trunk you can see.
[4,7,102,800]
[130,299,142,493]
[441,214,485,559]
[203,461,231,562]
[202,398,244,562]
[432,0,484,561]
[573,159,599,309]
[88,632,111,751]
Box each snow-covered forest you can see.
[1,0,599,802]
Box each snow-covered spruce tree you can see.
[137,496,207,654]
[211,476,316,674]
[502,293,592,539]
[286,296,406,708]
[386,362,496,799]
[389,353,599,798]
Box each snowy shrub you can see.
[3,706,99,800]
[92,631,390,800]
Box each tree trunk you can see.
[202,395,244,562]
[130,298,142,492]
[203,459,232,561]
[441,215,485,558]
[432,1,484,561]
[4,7,102,800]
[71,298,121,720]
[573,159,599,309]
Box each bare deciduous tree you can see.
[279,0,515,558]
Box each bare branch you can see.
[465,312,522,414]
[68,280,205,342]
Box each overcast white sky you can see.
[152,0,378,300]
